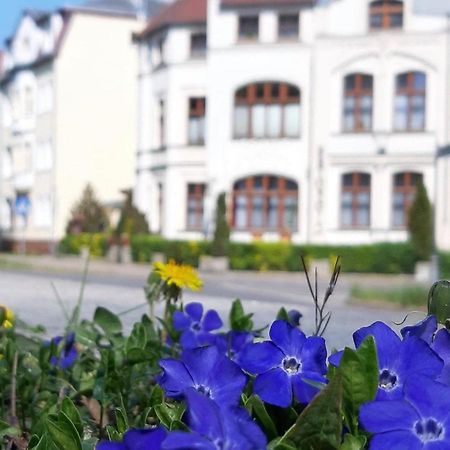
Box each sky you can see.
[0,0,84,46]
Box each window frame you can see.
[188,97,206,146]
[340,172,371,229]
[392,172,422,228]
[186,183,206,231]
[342,73,374,133]
[278,14,299,40]
[369,0,404,30]
[233,82,301,139]
[238,15,259,42]
[394,71,426,132]
[232,175,298,233]
[190,32,207,58]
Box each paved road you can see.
[0,267,421,349]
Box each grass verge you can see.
[350,284,429,308]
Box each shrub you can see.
[408,180,433,261]
[210,193,230,257]
[115,190,149,237]
[58,233,108,257]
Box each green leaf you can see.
[61,397,83,438]
[276,308,289,322]
[126,323,147,352]
[229,299,253,331]
[340,434,367,450]
[245,395,278,440]
[339,337,378,435]
[126,348,148,364]
[46,413,82,450]
[115,407,129,434]
[94,307,122,336]
[281,372,344,450]
[154,403,186,429]
[28,433,58,450]
[428,280,450,325]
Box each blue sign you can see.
[15,195,31,217]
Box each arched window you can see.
[343,74,373,132]
[341,173,371,228]
[369,0,403,30]
[394,71,426,131]
[233,82,301,139]
[232,175,298,232]
[392,172,422,227]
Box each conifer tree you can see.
[115,190,149,236]
[408,180,433,261]
[211,192,230,257]
[66,184,109,234]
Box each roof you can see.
[25,9,52,23]
[67,0,138,17]
[138,0,207,38]
[221,0,316,6]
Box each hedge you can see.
[58,234,424,274]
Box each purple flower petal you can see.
[369,431,421,450]
[269,320,306,356]
[253,367,292,407]
[404,375,450,420]
[123,428,167,450]
[180,330,201,349]
[173,312,191,332]
[328,350,344,367]
[292,371,325,404]
[96,443,126,450]
[433,329,450,363]
[353,322,401,369]
[359,400,419,433]
[202,310,223,332]
[239,341,284,374]
[183,346,221,385]
[162,432,215,450]
[185,303,204,322]
[158,359,194,398]
[401,315,437,344]
[300,336,327,374]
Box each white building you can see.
[134,0,450,249]
[0,0,162,252]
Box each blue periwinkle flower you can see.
[49,332,77,370]
[173,302,223,349]
[287,309,303,327]
[162,389,266,450]
[214,330,254,365]
[240,320,327,407]
[159,345,246,406]
[401,315,437,344]
[329,321,443,400]
[97,427,167,450]
[360,375,450,449]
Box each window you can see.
[394,71,426,131]
[35,140,53,171]
[369,0,403,30]
[159,99,166,147]
[24,86,34,118]
[188,98,206,145]
[187,184,205,230]
[34,194,52,228]
[341,173,371,228]
[234,82,301,139]
[232,175,298,232]
[238,16,259,41]
[343,74,373,132]
[0,199,13,230]
[278,14,299,40]
[392,172,422,227]
[190,33,207,58]
[2,147,12,178]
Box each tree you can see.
[408,180,433,261]
[211,192,230,257]
[66,184,109,234]
[115,190,149,237]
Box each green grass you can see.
[0,257,31,271]
[351,284,429,308]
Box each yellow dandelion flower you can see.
[0,305,14,329]
[153,260,203,291]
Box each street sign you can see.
[15,195,30,217]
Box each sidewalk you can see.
[0,252,417,287]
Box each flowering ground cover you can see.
[1,260,450,449]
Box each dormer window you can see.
[238,16,259,41]
[369,0,403,30]
[278,14,299,40]
[191,33,207,58]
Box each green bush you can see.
[58,233,108,257]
